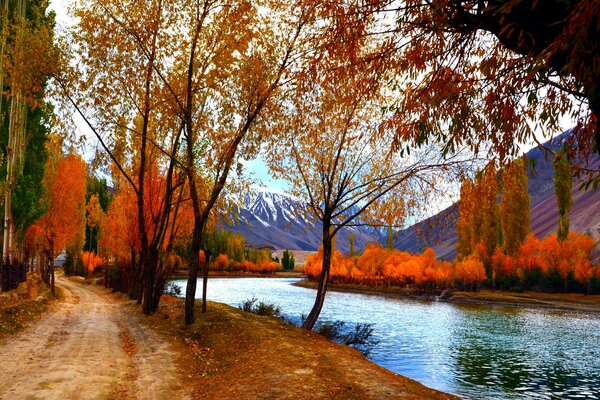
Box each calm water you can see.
[171,277,600,400]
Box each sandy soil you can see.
[0,274,189,400]
[149,299,459,400]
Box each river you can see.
[171,277,600,400]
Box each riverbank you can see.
[130,292,458,399]
[295,280,600,313]
[168,270,304,280]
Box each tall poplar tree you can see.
[553,150,572,241]
[500,159,530,255]
[0,0,55,289]
[456,179,474,260]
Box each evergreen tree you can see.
[553,150,572,241]
[282,250,290,270]
[349,232,355,257]
[386,225,393,250]
[281,250,295,270]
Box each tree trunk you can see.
[141,247,158,314]
[151,258,165,313]
[136,255,143,305]
[49,242,55,295]
[185,247,199,325]
[303,222,333,330]
[202,250,210,314]
[185,220,205,325]
[128,251,137,299]
[590,97,600,157]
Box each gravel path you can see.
[0,275,189,400]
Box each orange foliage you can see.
[81,251,104,274]
[209,254,283,275]
[302,232,597,293]
[491,247,516,277]
[515,233,596,283]
[304,243,458,290]
[212,254,230,271]
[454,254,486,288]
[37,153,87,254]
[99,185,139,260]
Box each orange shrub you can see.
[81,251,104,274]
[516,234,548,273]
[454,254,486,289]
[491,247,516,277]
[211,254,230,271]
[303,243,455,290]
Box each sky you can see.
[48,0,577,205]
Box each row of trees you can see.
[454,149,598,293]
[304,244,486,291]
[204,229,284,273]
[456,159,530,266]
[303,232,598,294]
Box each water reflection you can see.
[172,277,600,400]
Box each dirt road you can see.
[0,275,190,400]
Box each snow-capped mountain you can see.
[226,191,382,253]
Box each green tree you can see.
[553,150,572,241]
[386,225,394,250]
[349,232,355,257]
[500,159,530,255]
[282,250,290,270]
[0,0,55,289]
[281,250,295,270]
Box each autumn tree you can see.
[553,150,572,241]
[386,226,394,250]
[397,0,600,159]
[267,42,470,330]
[309,1,600,191]
[456,164,500,266]
[62,0,189,314]
[98,185,140,299]
[500,159,530,255]
[108,0,318,324]
[456,179,474,259]
[36,146,87,293]
[61,0,321,323]
[83,194,104,273]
